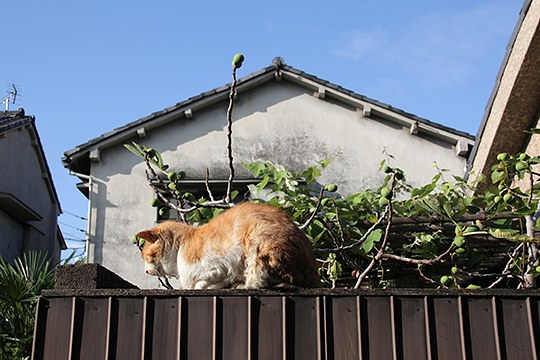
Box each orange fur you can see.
[136,202,321,289]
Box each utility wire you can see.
[62,211,87,220]
[59,221,85,233]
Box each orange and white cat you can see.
[135,202,321,289]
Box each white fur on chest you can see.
[176,243,244,289]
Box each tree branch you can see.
[299,187,325,231]
[354,175,396,289]
[380,242,454,265]
[225,68,238,204]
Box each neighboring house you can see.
[468,0,540,179]
[0,109,66,264]
[62,58,474,288]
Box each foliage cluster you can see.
[125,54,539,289]
[0,252,56,359]
[127,143,540,289]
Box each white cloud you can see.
[331,3,516,88]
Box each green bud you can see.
[503,193,513,202]
[515,161,528,171]
[159,207,169,217]
[497,153,508,161]
[378,197,389,207]
[380,187,391,199]
[518,153,528,160]
[454,247,467,255]
[494,195,502,204]
[382,165,392,173]
[451,266,458,274]
[167,171,178,182]
[232,53,245,68]
[453,236,466,247]
[325,184,338,192]
[321,198,330,206]
[150,198,160,207]
[440,276,450,285]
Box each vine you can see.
[125,54,540,289]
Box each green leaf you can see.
[491,170,504,184]
[256,176,270,191]
[362,229,383,253]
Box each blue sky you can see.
[2,1,523,257]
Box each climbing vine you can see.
[126,54,540,289]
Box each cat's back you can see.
[223,201,296,226]
[225,202,320,288]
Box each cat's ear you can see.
[136,230,158,243]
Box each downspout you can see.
[68,171,93,263]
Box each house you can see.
[62,58,474,288]
[468,0,540,178]
[0,109,66,264]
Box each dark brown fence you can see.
[32,265,540,360]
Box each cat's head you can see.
[133,228,166,277]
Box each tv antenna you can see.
[1,84,18,111]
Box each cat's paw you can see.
[193,280,209,289]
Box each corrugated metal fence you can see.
[33,288,539,360]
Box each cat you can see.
[135,201,321,289]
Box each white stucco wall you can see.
[86,80,469,288]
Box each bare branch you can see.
[355,175,396,289]
[488,243,523,288]
[369,211,516,228]
[380,242,454,265]
[299,187,325,231]
[225,68,238,204]
[417,267,443,287]
[316,206,389,252]
[144,155,232,217]
[205,167,215,202]
[158,276,173,289]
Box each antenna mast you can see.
[1,84,18,111]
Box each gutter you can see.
[68,171,94,263]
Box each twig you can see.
[354,176,396,289]
[488,243,523,288]
[158,276,173,289]
[299,187,325,230]
[144,156,231,215]
[225,68,238,204]
[317,206,389,252]
[366,211,516,227]
[317,219,362,271]
[380,243,454,265]
[205,167,215,202]
[417,267,441,287]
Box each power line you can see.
[62,211,87,221]
[65,238,86,242]
[59,221,85,233]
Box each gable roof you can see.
[0,109,62,214]
[467,0,540,179]
[63,58,475,175]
